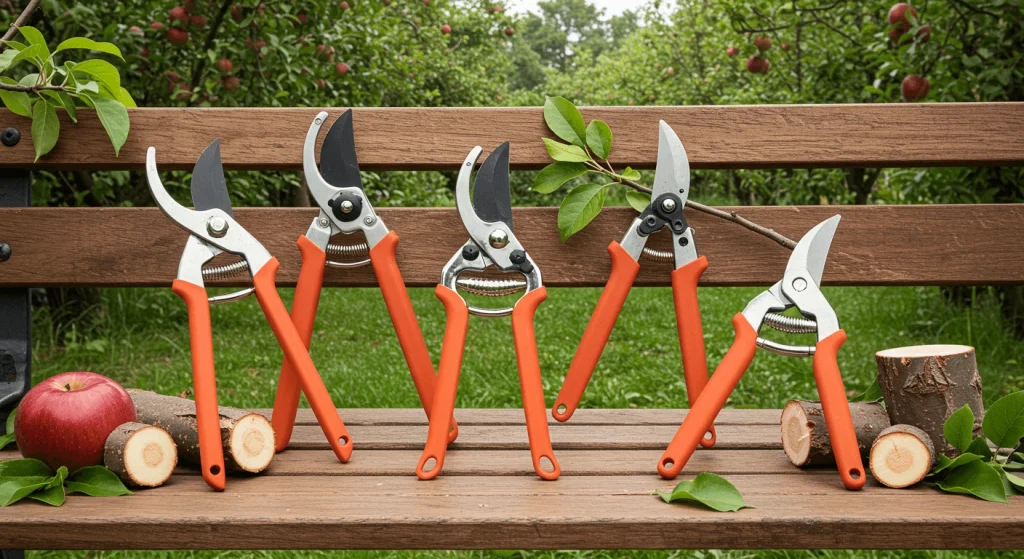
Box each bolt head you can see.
[660,198,677,213]
[793,277,808,292]
[339,200,355,214]
[318,217,330,228]
[207,216,229,237]
[488,229,509,249]
[363,215,376,226]
[0,242,11,262]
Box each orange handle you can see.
[254,258,352,463]
[171,279,226,491]
[416,285,469,480]
[813,330,865,490]
[370,231,458,443]
[552,241,639,422]
[671,256,716,448]
[271,235,327,452]
[512,287,560,480]
[658,313,758,479]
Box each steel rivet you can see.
[207,216,229,238]
[314,118,323,125]
[793,277,808,292]
[363,215,376,226]
[318,217,330,228]
[339,200,354,214]
[489,229,509,249]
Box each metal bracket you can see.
[0,169,31,426]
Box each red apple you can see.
[726,46,738,57]
[901,74,929,102]
[14,372,136,472]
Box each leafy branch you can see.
[927,392,1024,503]
[0,458,131,507]
[535,96,796,248]
[0,25,133,160]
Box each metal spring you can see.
[641,247,673,262]
[201,259,250,280]
[457,277,527,297]
[326,241,369,257]
[763,312,818,334]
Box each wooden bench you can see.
[1,103,1023,551]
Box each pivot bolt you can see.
[793,277,808,292]
[660,198,677,213]
[339,200,355,214]
[489,229,509,249]
[207,216,229,238]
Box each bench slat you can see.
[1,103,1021,170]
[2,204,1021,287]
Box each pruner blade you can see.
[190,140,233,217]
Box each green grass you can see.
[27,284,1024,559]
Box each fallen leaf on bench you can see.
[654,472,752,512]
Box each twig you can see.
[614,175,797,249]
[0,81,66,92]
[0,0,40,48]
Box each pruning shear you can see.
[658,215,866,490]
[552,121,716,447]
[416,142,560,481]
[271,110,457,452]
[147,141,350,491]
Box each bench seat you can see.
[1,408,1022,550]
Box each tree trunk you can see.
[875,345,984,455]
[128,390,275,473]
[781,400,890,467]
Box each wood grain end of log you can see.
[104,422,177,488]
[869,424,935,489]
[227,413,276,473]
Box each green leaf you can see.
[54,37,124,60]
[931,452,984,475]
[982,391,1024,449]
[10,44,44,69]
[620,167,641,182]
[0,434,12,451]
[29,484,65,506]
[0,458,53,478]
[533,162,587,194]
[965,437,994,461]
[0,78,32,118]
[625,190,651,212]
[0,49,17,73]
[543,96,587,147]
[0,477,51,506]
[543,138,589,163]
[16,26,50,59]
[116,87,137,109]
[75,81,100,95]
[557,183,607,242]
[66,466,132,497]
[586,120,612,159]
[73,59,121,93]
[944,404,976,453]
[4,408,13,436]
[936,461,1008,503]
[83,95,129,156]
[656,472,752,512]
[31,100,60,161]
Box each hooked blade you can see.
[190,139,233,217]
[786,215,841,287]
[651,121,690,203]
[472,142,513,230]
[320,109,362,189]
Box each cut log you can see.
[104,422,177,488]
[127,390,275,474]
[870,424,936,488]
[781,400,891,467]
[875,345,984,455]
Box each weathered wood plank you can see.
[282,423,780,450]
[2,204,1021,287]
[263,407,782,426]
[1,104,1021,170]
[1,475,1021,550]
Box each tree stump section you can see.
[781,400,891,467]
[869,424,936,488]
[104,422,177,487]
[128,390,275,473]
[876,345,984,455]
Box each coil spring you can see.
[457,277,527,297]
[201,259,250,280]
[326,241,369,257]
[763,312,817,334]
[641,247,673,262]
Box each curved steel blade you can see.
[320,109,362,189]
[472,142,513,231]
[786,215,841,287]
[190,139,232,217]
[651,121,690,203]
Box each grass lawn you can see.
[27,283,1024,559]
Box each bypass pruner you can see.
[147,141,350,491]
[271,111,457,452]
[416,142,560,481]
[551,121,716,447]
[658,215,865,490]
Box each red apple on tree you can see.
[169,6,189,25]
[726,46,738,57]
[167,27,189,46]
[441,24,451,34]
[901,74,929,102]
[336,62,350,75]
[14,372,136,472]
[753,36,772,51]
[217,58,233,73]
